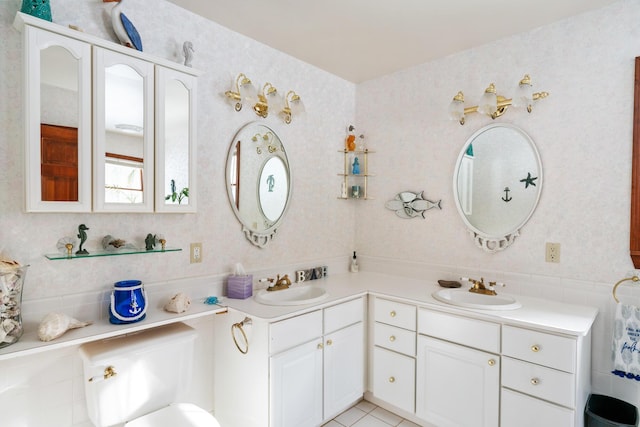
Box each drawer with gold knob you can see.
[502,325,576,373]
[374,322,416,356]
[374,297,416,330]
[502,356,575,407]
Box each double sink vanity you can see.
[215,271,597,427]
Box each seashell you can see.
[164,293,191,314]
[0,318,20,344]
[37,312,91,342]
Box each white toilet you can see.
[79,322,220,427]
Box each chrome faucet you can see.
[461,277,505,296]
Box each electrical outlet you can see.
[190,242,202,263]
[545,242,560,263]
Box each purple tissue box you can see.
[227,274,253,299]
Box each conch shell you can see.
[37,312,91,342]
[164,292,191,314]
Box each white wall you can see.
[0,0,355,425]
[2,0,640,424]
[356,0,640,408]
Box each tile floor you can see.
[324,400,421,427]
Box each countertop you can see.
[224,272,599,337]
[0,271,598,361]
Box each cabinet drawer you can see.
[375,322,416,356]
[501,388,575,427]
[324,297,363,334]
[270,310,322,354]
[418,309,500,354]
[372,347,415,414]
[374,298,416,330]
[502,357,575,408]
[502,325,576,373]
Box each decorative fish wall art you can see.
[385,191,442,219]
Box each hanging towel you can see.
[612,303,640,381]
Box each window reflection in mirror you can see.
[40,45,79,201]
[104,64,145,205]
[104,153,144,203]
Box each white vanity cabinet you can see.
[371,297,416,414]
[271,297,365,426]
[416,309,500,427]
[214,296,365,427]
[500,325,591,427]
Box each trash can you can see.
[585,394,639,426]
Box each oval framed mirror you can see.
[453,123,543,252]
[226,123,292,247]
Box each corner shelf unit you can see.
[338,149,374,200]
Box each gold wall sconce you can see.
[225,73,304,124]
[224,73,257,112]
[449,74,549,125]
[252,132,279,154]
[280,91,304,124]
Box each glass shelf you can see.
[45,247,182,260]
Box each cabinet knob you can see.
[389,335,396,342]
[390,311,396,317]
[488,359,496,366]
[531,344,541,353]
[317,343,324,350]
[388,376,396,383]
[530,378,540,386]
[326,339,333,346]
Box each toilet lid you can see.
[125,403,220,427]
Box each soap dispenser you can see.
[350,251,359,273]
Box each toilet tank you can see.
[79,322,197,427]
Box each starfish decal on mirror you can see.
[520,172,538,188]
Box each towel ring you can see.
[612,276,640,303]
[231,317,252,354]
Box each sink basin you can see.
[432,288,521,310]
[254,285,329,306]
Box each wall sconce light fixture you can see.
[449,74,549,125]
[225,73,257,112]
[252,132,279,154]
[280,90,305,124]
[225,73,303,124]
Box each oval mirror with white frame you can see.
[24,26,92,212]
[453,123,543,252]
[226,123,292,248]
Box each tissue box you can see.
[227,274,253,299]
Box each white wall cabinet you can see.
[15,12,200,213]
